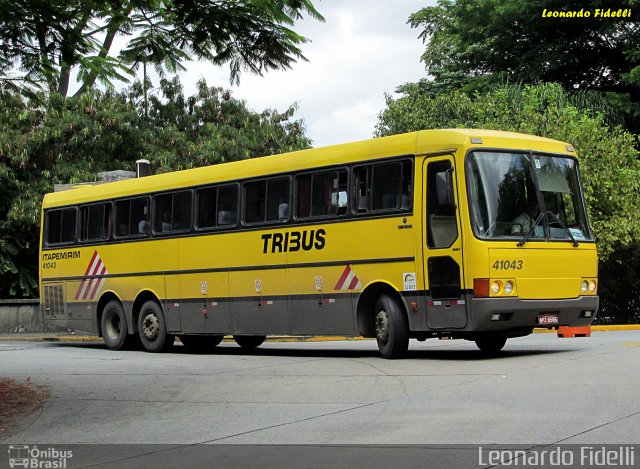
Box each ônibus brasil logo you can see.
[8,445,73,468]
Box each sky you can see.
[172,0,436,148]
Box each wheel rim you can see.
[375,309,390,344]
[142,313,159,340]
[105,311,121,340]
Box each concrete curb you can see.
[0,325,638,343]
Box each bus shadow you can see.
[51,340,575,361]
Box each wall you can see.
[0,299,45,333]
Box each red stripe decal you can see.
[334,265,352,290]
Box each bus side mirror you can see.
[436,170,455,207]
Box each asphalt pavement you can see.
[1,331,638,468]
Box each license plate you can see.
[538,312,559,325]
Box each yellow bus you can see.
[39,129,599,358]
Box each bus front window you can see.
[467,151,592,242]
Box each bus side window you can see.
[266,178,290,222]
[80,203,110,241]
[295,174,312,218]
[295,169,348,219]
[197,187,217,228]
[355,160,412,214]
[217,185,238,226]
[245,177,290,224]
[196,185,238,229]
[115,200,129,237]
[372,161,412,211]
[132,198,150,235]
[354,167,369,212]
[244,181,267,224]
[372,162,400,210]
[313,170,348,217]
[154,191,192,233]
[105,204,113,239]
[154,194,172,233]
[172,191,192,231]
[115,198,149,237]
[45,207,77,245]
[335,170,349,215]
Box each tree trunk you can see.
[58,66,71,97]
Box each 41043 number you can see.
[492,260,523,270]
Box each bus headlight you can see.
[581,279,598,295]
[504,281,514,295]
[491,281,501,295]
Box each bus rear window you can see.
[46,208,77,245]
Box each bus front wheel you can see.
[374,294,409,359]
[101,300,128,350]
[233,335,266,349]
[475,337,507,353]
[138,301,173,352]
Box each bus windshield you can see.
[466,151,592,242]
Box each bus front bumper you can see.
[467,294,600,332]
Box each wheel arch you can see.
[132,290,163,334]
[356,281,408,338]
[96,291,122,338]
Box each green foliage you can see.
[376,83,640,260]
[407,0,640,132]
[134,78,310,170]
[0,79,311,297]
[598,243,640,323]
[0,0,324,97]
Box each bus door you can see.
[423,156,467,329]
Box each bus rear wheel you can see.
[138,301,173,352]
[475,337,507,353]
[233,335,266,349]
[102,300,128,350]
[374,294,409,359]
[180,335,223,352]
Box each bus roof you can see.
[43,129,574,208]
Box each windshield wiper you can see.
[517,212,545,247]
[517,211,579,247]
[546,211,579,247]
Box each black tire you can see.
[233,335,266,349]
[180,335,223,352]
[475,337,507,353]
[101,300,128,350]
[138,300,173,352]
[374,294,409,359]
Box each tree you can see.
[0,0,324,98]
[407,0,640,131]
[0,79,311,297]
[376,83,640,322]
